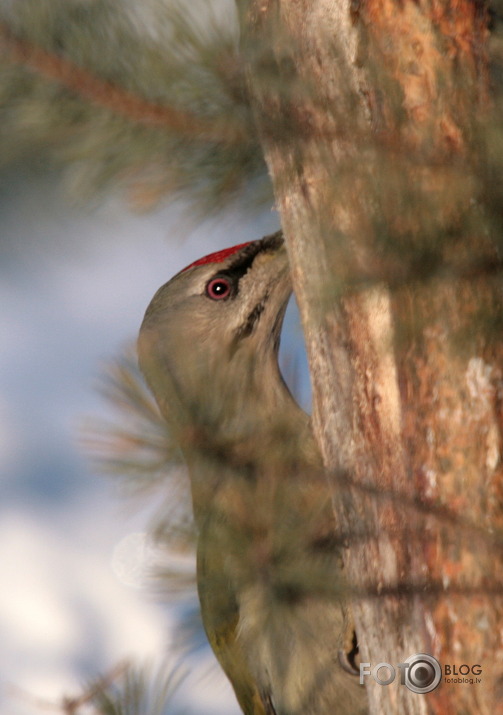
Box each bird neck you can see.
[178,345,311,522]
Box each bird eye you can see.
[205,276,231,300]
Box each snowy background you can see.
[0,165,310,714]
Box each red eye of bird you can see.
[205,277,231,300]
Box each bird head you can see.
[138,231,292,444]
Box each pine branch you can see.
[83,348,196,561]
[9,661,128,714]
[11,659,188,715]
[0,2,268,211]
[88,661,186,715]
[0,21,246,143]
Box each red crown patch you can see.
[181,242,253,273]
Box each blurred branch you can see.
[83,347,196,560]
[0,21,246,143]
[10,661,128,714]
[88,660,186,715]
[62,661,129,715]
[85,348,181,483]
[10,659,188,715]
[0,0,268,211]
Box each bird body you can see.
[138,232,366,714]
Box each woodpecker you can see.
[138,231,367,715]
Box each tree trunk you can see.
[239,0,503,713]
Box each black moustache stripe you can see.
[235,297,267,341]
[228,294,269,358]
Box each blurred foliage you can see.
[86,348,197,572]
[0,0,269,212]
[11,661,188,715]
[84,660,186,715]
[90,348,181,487]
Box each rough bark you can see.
[239,0,503,713]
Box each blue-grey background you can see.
[0,165,310,714]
